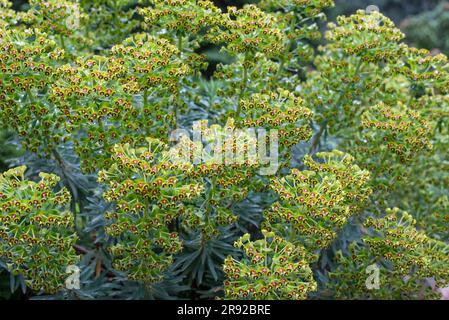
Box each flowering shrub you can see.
[0,0,448,300]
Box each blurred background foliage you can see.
[331,0,443,23]
[1,0,448,299]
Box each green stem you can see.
[172,34,184,129]
[308,120,328,154]
[371,148,389,183]
[201,178,215,245]
[52,149,81,231]
[177,33,183,57]
[26,88,34,104]
[59,34,66,51]
[277,59,285,77]
[143,88,148,108]
[236,54,249,118]
[308,59,363,155]
[275,16,296,79]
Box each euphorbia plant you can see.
[0,0,448,300]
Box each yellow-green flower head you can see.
[326,10,405,62]
[99,138,203,283]
[223,231,317,300]
[139,0,222,35]
[266,150,371,252]
[24,0,88,37]
[0,166,78,294]
[207,4,287,58]
[51,34,189,173]
[329,208,449,299]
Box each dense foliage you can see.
[0,0,448,300]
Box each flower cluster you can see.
[416,94,449,122]
[236,89,313,166]
[139,0,214,74]
[389,47,449,93]
[223,231,316,300]
[362,103,432,157]
[393,94,449,240]
[0,0,19,28]
[22,0,88,39]
[364,208,449,288]
[208,5,286,58]
[0,27,67,154]
[51,34,189,172]
[356,102,433,188]
[167,119,262,236]
[238,90,313,126]
[326,10,405,63]
[303,52,383,132]
[260,0,335,63]
[0,0,448,301]
[139,0,222,36]
[329,208,449,299]
[303,10,447,203]
[213,54,281,103]
[83,0,139,50]
[260,0,334,16]
[266,151,372,252]
[0,166,78,294]
[98,138,203,282]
